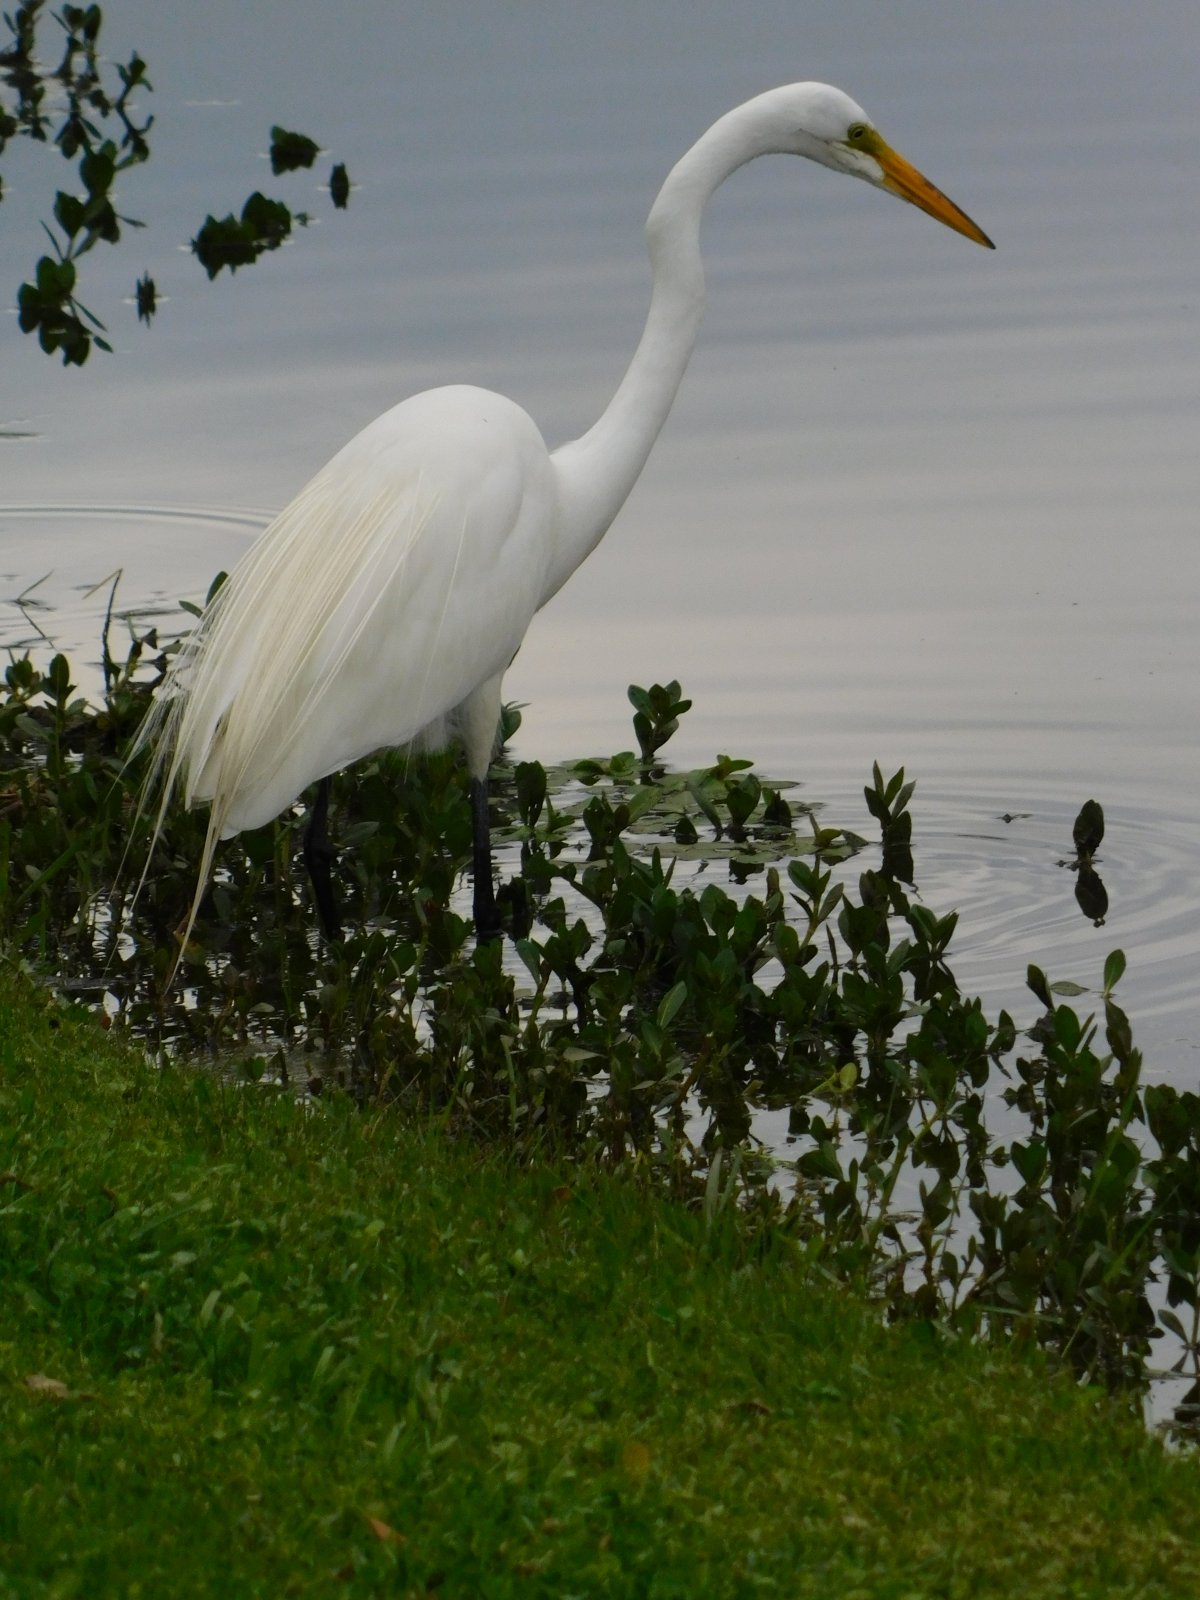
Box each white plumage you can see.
[140,83,991,948]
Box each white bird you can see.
[140,82,992,950]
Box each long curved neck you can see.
[544,99,779,603]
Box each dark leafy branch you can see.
[2,3,352,363]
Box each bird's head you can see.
[775,82,994,249]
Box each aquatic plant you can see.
[2,625,1199,1430]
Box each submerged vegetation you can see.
[3,615,1200,1437]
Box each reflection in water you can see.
[0,505,262,669]
[3,1,1198,1444]
[1,509,1197,1080]
[0,570,54,651]
[2,4,350,364]
[1075,864,1109,926]
[3,2,1197,1070]
[1066,799,1109,926]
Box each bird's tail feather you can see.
[131,468,440,971]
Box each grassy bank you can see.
[3,971,1200,1598]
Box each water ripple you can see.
[894,777,1199,1077]
[0,503,267,675]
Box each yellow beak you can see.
[873,139,994,249]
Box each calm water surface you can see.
[2,1,1197,1072]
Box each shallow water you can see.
[3,0,1197,1075]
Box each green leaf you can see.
[514,939,542,985]
[1026,964,1053,1010]
[1104,998,1135,1067]
[1010,1139,1047,1186]
[656,982,688,1030]
[1102,949,1126,993]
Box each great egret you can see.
[141,82,992,949]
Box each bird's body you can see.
[141,83,991,945]
[185,385,558,836]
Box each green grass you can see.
[3,970,1200,1598]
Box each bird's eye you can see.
[847,123,868,142]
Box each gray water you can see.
[2,0,1197,1071]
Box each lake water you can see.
[2,0,1197,1075]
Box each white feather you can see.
[137,84,990,962]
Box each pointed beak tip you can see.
[875,141,993,252]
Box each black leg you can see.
[303,775,343,942]
[470,775,501,941]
